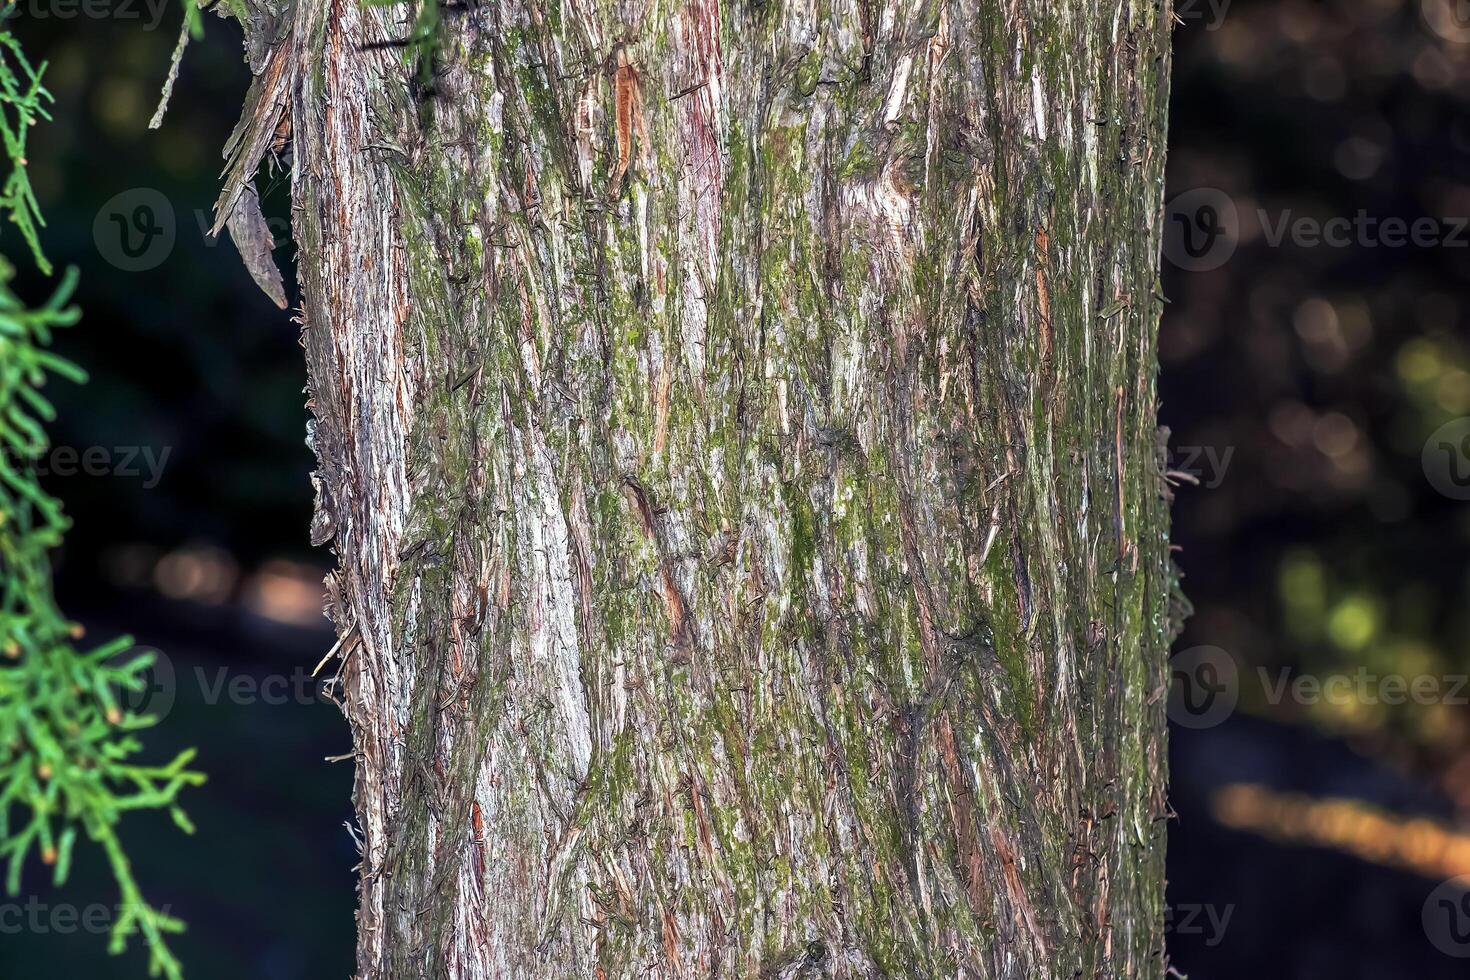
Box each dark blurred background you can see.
[0,8,355,980]
[3,1,1470,978]
[1164,0,1470,977]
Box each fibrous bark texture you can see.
[264,0,1174,975]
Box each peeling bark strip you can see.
[252,0,1174,975]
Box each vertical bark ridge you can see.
[286,0,1176,976]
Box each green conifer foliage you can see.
[0,14,203,980]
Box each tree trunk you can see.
[253,0,1175,975]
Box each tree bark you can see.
[257,0,1175,975]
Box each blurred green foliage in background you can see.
[1164,0,1470,805]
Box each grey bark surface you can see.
[224,0,1177,976]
